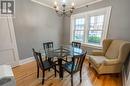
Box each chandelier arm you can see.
[66,12,72,17]
[55,11,63,17]
[53,1,75,17]
[66,10,74,17]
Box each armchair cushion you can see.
[104,59,120,65]
[92,50,104,56]
[89,56,106,67]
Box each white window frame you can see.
[73,16,86,42]
[70,6,112,49]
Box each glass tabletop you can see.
[39,44,86,59]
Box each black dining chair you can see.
[65,42,81,62]
[62,52,87,86]
[43,42,53,50]
[72,41,81,48]
[43,42,53,60]
[32,48,56,85]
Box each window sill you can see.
[82,43,102,49]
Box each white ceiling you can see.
[32,0,102,10]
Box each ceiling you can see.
[32,0,102,10]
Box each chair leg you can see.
[71,74,73,86]
[37,65,39,78]
[48,68,50,71]
[97,74,100,79]
[54,66,56,77]
[66,57,68,61]
[80,70,82,83]
[48,58,51,71]
[42,71,45,85]
[88,62,91,67]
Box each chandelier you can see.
[53,0,75,16]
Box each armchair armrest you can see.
[92,50,104,56]
[103,59,120,65]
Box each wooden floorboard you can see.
[13,60,122,86]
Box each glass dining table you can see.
[39,44,87,79]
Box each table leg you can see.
[58,58,63,79]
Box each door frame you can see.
[7,16,19,67]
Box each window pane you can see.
[87,15,105,44]
[88,31,102,44]
[75,18,85,25]
[90,23,94,30]
[75,25,84,30]
[90,16,95,24]
[89,15,104,30]
[73,31,84,42]
[97,15,104,23]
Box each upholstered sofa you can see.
[88,39,130,74]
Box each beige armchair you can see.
[89,39,130,74]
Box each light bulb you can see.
[62,0,66,4]
[71,2,75,7]
[56,6,59,11]
[71,2,75,9]
[54,1,58,8]
[54,1,57,6]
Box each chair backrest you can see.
[43,42,54,60]
[71,52,87,73]
[102,39,112,55]
[72,41,81,48]
[104,40,130,63]
[32,48,44,69]
[43,42,53,49]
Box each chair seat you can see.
[62,61,76,73]
[42,60,55,70]
[89,56,106,67]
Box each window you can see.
[71,7,111,48]
[73,18,85,42]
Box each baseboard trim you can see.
[122,70,125,86]
[122,66,127,86]
[19,57,35,65]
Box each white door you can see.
[0,16,19,67]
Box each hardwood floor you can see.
[13,60,122,86]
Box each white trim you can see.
[31,0,54,9]
[103,6,112,38]
[31,0,63,12]
[7,16,20,67]
[122,66,127,86]
[122,65,130,86]
[65,0,103,12]
[70,16,73,43]
[71,6,112,17]
[19,57,35,65]
[76,0,102,9]
[31,0,102,11]
[126,72,130,86]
